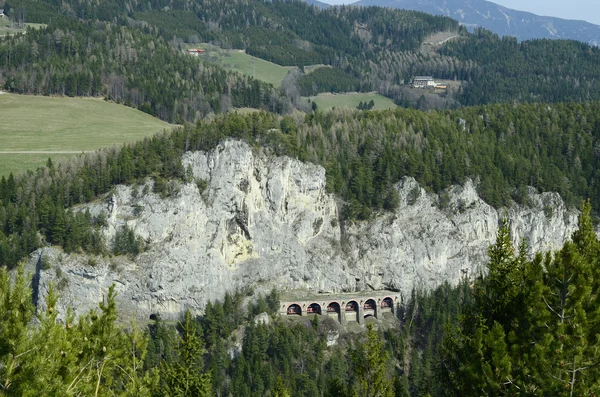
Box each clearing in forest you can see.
[188,43,293,87]
[306,92,397,111]
[0,18,45,35]
[0,94,171,176]
[420,30,460,54]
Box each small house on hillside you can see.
[0,9,5,18]
[187,48,205,56]
[412,76,435,88]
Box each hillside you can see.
[0,94,171,176]
[191,44,293,87]
[307,92,397,110]
[0,18,44,36]
[1,98,600,396]
[0,18,279,123]
[352,0,600,46]
[3,0,600,111]
[302,0,330,7]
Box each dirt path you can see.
[419,31,460,55]
[437,35,459,44]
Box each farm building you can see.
[187,49,205,56]
[412,76,436,88]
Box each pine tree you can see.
[161,309,212,397]
[0,264,34,396]
[533,201,600,395]
[0,269,157,396]
[442,202,600,395]
[352,323,395,397]
[273,376,291,397]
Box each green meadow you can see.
[0,18,45,35]
[0,94,171,176]
[191,44,293,87]
[306,92,397,111]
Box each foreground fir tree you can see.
[0,267,157,396]
[441,201,600,396]
[160,309,212,397]
[352,323,395,397]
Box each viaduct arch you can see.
[279,291,400,325]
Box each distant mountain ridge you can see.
[346,0,600,46]
[302,0,330,8]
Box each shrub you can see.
[112,225,145,256]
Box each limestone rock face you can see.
[27,140,579,320]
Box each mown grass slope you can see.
[192,44,293,87]
[0,94,171,176]
[307,92,397,111]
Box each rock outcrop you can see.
[27,140,579,320]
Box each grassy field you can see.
[0,153,74,177]
[0,94,171,176]
[189,44,293,87]
[306,92,397,111]
[0,18,45,35]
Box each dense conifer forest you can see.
[440,29,600,105]
[298,67,362,97]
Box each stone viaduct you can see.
[279,291,400,325]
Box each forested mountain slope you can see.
[440,30,600,105]
[0,19,278,123]
[352,0,600,46]
[2,0,600,396]
[4,0,600,110]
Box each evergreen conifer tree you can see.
[161,309,212,397]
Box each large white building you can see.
[412,76,436,88]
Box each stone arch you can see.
[307,302,322,315]
[345,300,359,322]
[287,303,302,316]
[327,301,341,322]
[381,297,394,314]
[363,298,377,318]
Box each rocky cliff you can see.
[27,140,579,320]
